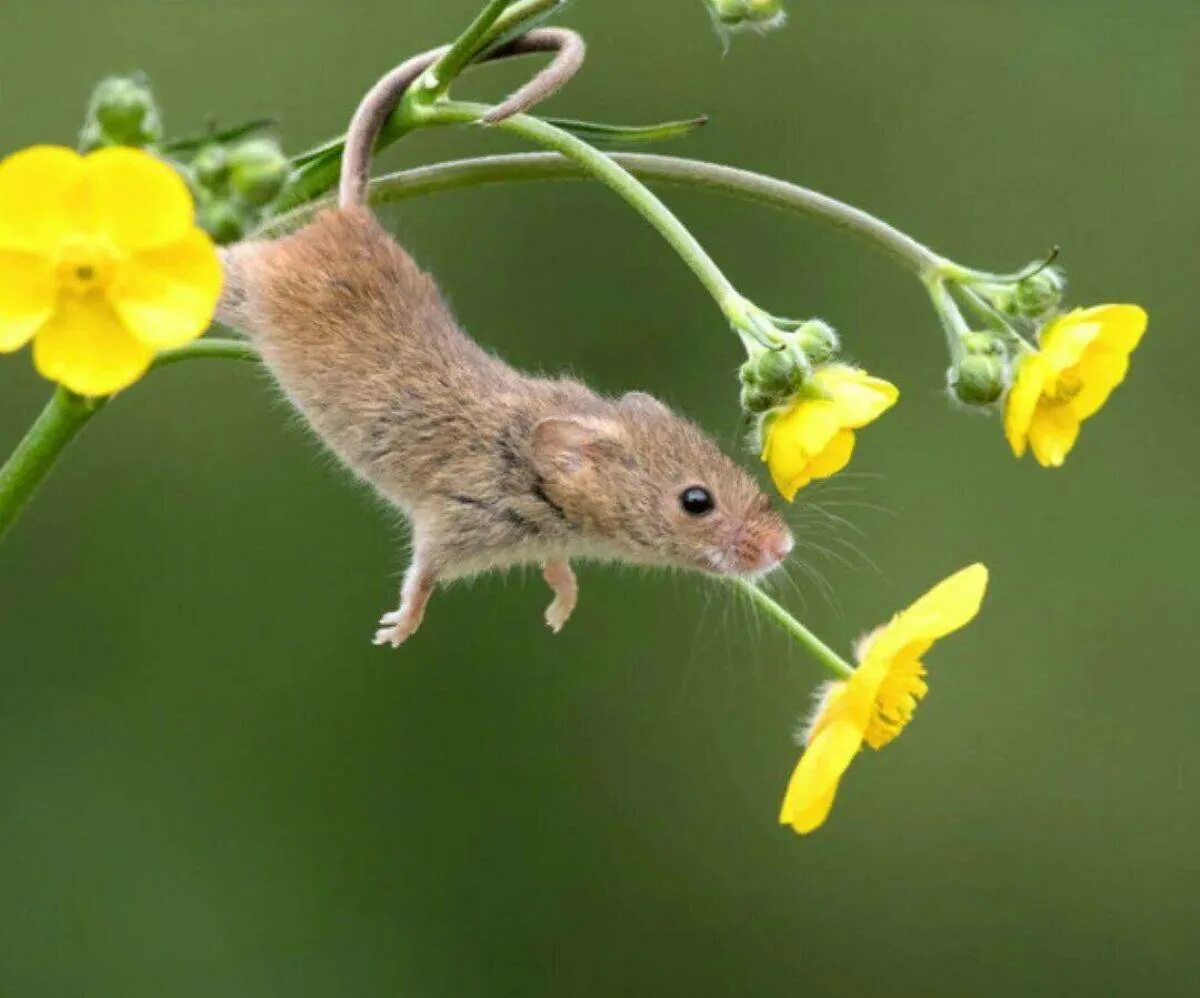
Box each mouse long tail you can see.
[338,27,585,210]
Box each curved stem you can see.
[414,102,747,317]
[268,151,947,279]
[0,337,259,547]
[0,389,101,544]
[152,336,259,370]
[730,577,855,680]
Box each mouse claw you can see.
[372,620,412,648]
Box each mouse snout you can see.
[729,517,794,575]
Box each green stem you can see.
[410,103,760,330]
[925,277,971,364]
[416,0,515,103]
[483,0,572,49]
[0,337,259,547]
[151,336,260,370]
[269,151,947,280]
[730,577,855,680]
[0,389,101,544]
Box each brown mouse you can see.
[217,29,794,647]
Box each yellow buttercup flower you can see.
[779,563,988,834]
[760,364,898,500]
[1004,304,1147,468]
[0,145,221,396]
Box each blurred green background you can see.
[2,1,1198,995]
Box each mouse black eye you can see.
[679,486,715,517]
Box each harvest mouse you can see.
[217,28,794,647]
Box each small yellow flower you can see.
[1004,304,1147,468]
[0,145,221,396]
[760,364,898,500]
[779,563,989,834]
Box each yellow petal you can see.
[779,715,864,834]
[0,146,87,255]
[1039,310,1102,374]
[805,427,856,481]
[1083,304,1148,356]
[0,249,56,351]
[762,401,841,500]
[821,366,900,429]
[108,229,222,348]
[1071,349,1130,421]
[1027,404,1081,468]
[32,295,155,396]
[1004,353,1045,458]
[868,563,990,665]
[84,147,194,252]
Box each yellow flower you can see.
[779,563,989,834]
[0,145,221,396]
[760,364,898,500]
[1004,304,1147,468]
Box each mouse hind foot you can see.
[542,559,578,634]
[373,561,437,648]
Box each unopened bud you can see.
[794,319,839,366]
[191,144,230,193]
[961,331,1006,357]
[1012,267,1066,319]
[740,382,777,415]
[197,196,253,245]
[950,352,1008,405]
[227,138,289,208]
[80,74,162,150]
[706,0,787,29]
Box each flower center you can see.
[55,236,121,296]
[863,655,929,750]
[1045,366,1084,405]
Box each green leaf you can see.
[162,117,277,155]
[540,115,709,148]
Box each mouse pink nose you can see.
[765,532,795,566]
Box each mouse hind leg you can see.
[373,551,438,649]
[542,559,578,633]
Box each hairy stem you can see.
[730,577,855,679]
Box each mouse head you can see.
[531,392,794,576]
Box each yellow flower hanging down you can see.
[760,364,898,501]
[1005,305,1147,468]
[0,145,221,396]
[779,563,989,834]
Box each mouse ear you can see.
[619,391,672,418]
[531,416,621,476]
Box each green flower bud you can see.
[753,347,801,393]
[794,319,840,366]
[227,138,289,208]
[191,143,230,193]
[197,196,254,245]
[960,331,1006,357]
[707,0,786,29]
[1012,267,1067,319]
[950,352,1009,406]
[80,74,162,151]
[740,382,777,415]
